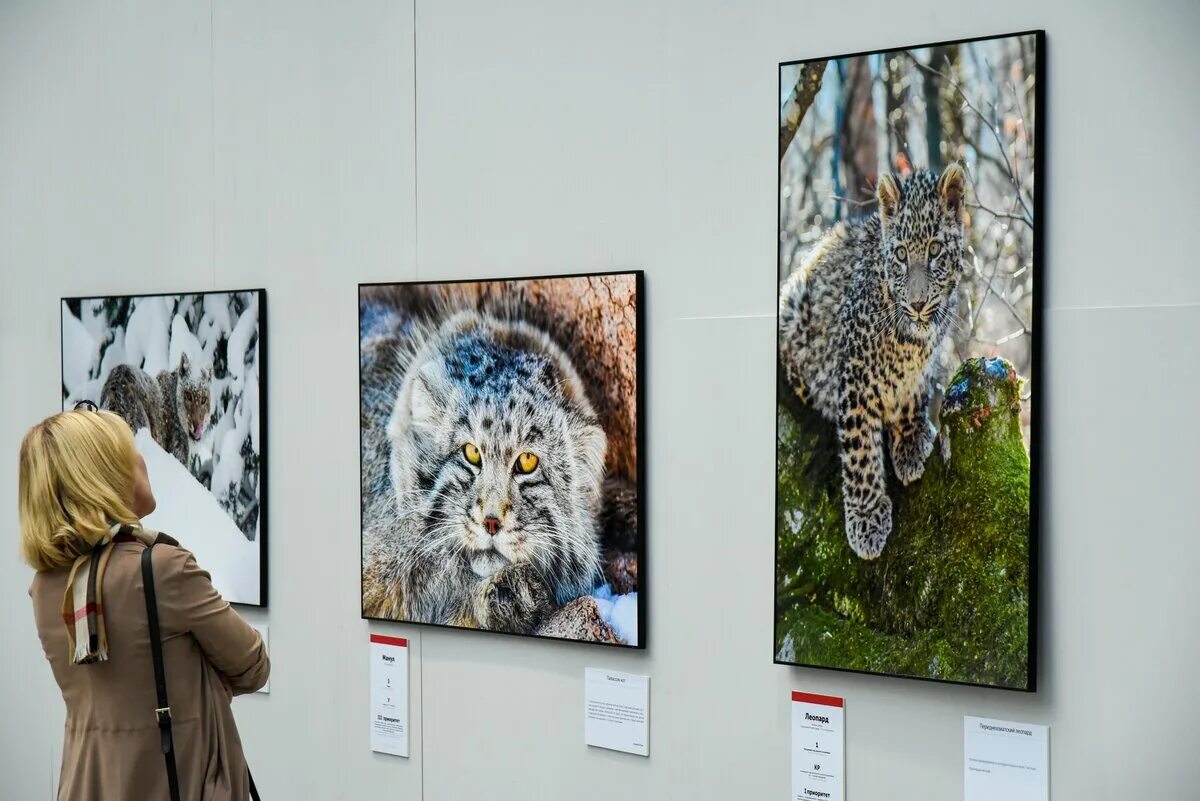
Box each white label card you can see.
[584,668,649,756]
[249,624,269,694]
[791,691,845,801]
[964,716,1048,801]
[370,634,409,758]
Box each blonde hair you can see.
[18,410,141,571]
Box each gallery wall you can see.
[1,1,1197,799]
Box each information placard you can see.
[369,634,409,758]
[584,668,649,756]
[791,691,845,801]
[964,716,1048,801]
[249,624,269,694]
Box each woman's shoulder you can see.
[28,565,68,600]
[98,536,198,591]
[133,536,200,580]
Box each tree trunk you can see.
[923,46,949,171]
[775,356,1031,688]
[884,55,911,173]
[838,56,878,207]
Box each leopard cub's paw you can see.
[844,493,892,560]
[892,420,936,485]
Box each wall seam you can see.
[413,3,425,800]
[209,0,216,290]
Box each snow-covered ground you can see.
[137,430,259,603]
[592,584,638,646]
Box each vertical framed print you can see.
[776,31,1043,689]
[61,289,268,606]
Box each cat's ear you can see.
[876,173,903,223]
[179,352,190,373]
[937,163,966,219]
[573,421,607,498]
[407,361,446,430]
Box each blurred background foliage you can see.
[779,34,1037,442]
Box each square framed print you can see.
[61,289,268,606]
[775,31,1042,689]
[360,271,644,648]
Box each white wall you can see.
[2,1,1198,799]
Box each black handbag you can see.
[141,543,261,801]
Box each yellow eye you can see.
[514,452,539,474]
[929,241,941,257]
[894,245,908,263]
[462,442,482,466]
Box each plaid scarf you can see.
[61,524,177,665]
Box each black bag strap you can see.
[141,544,181,801]
[140,543,262,801]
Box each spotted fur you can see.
[99,352,212,466]
[779,165,967,558]
[365,309,607,633]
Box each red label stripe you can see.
[62,602,102,625]
[792,691,844,708]
[370,634,408,647]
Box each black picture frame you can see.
[358,270,646,650]
[59,288,269,608]
[774,31,1043,690]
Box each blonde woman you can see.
[20,406,269,801]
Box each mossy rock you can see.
[775,357,1030,688]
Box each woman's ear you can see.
[131,450,156,518]
[877,173,902,224]
[937,163,967,219]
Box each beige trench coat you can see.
[30,540,270,801]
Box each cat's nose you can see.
[484,515,501,536]
[910,300,926,314]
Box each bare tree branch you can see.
[966,201,1031,228]
[902,51,1034,224]
[780,60,828,162]
[830,194,877,209]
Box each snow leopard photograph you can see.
[775,31,1042,689]
[360,272,644,648]
[60,289,268,607]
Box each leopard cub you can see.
[779,165,966,559]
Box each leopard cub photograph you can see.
[774,33,1037,689]
[780,164,966,559]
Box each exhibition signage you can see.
[791,691,845,801]
[369,634,409,758]
[584,668,649,756]
[964,716,1049,801]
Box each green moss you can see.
[775,357,1030,688]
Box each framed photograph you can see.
[61,289,268,607]
[360,271,644,648]
[775,31,1042,689]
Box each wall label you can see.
[791,691,844,801]
[369,634,409,758]
[584,667,649,756]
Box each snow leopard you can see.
[779,164,966,559]
[99,352,213,466]
[362,308,608,633]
